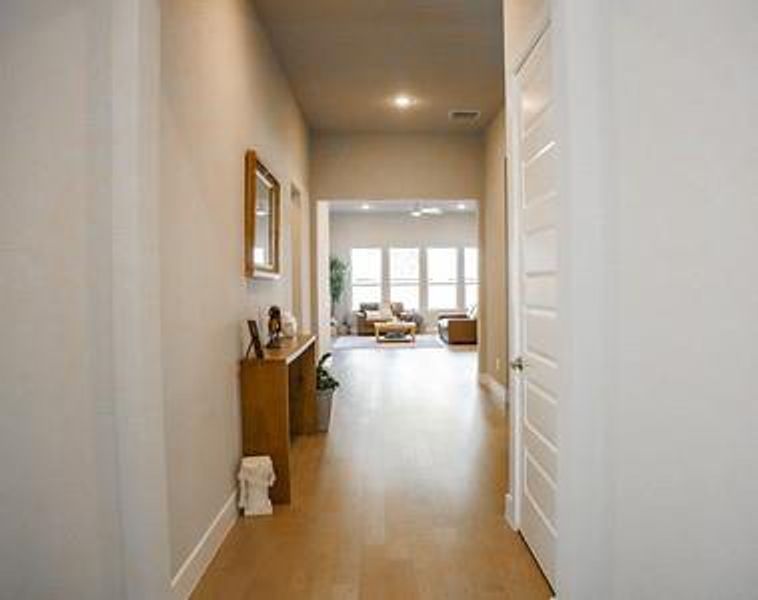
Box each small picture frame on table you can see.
[245,320,265,360]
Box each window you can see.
[389,248,419,310]
[464,247,479,309]
[427,248,458,309]
[351,248,382,310]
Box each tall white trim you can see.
[505,66,525,536]
[505,493,517,530]
[171,493,238,600]
[551,0,615,596]
[111,0,172,597]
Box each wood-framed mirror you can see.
[245,150,281,279]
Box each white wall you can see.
[0,2,131,597]
[481,109,508,385]
[311,132,484,201]
[1,0,310,594]
[609,3,758,597]
[161,0,310,575]
[553,1,758,598]
[329,211,478,327]
[310,131,485,347]
[313,202,332,354]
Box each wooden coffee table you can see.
[374,321,417,343]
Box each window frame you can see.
[389,247,420,310]
[426,247,460,310]
[350,247,383,310]
[464,246,479,309]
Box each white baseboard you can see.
[478,373,508,404]
[505,493,517,530]
[171,491,238,600]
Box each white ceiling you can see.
[253,0,504,133]
[329,199,478,214]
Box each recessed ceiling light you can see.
[457,203,467,211]
[410,210,422,217]
[361,203,371,210]
[392,94,415,109]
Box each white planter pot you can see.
[316,389,335,432]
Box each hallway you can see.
[194,347,551,598]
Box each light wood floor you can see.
[193,345,552,599]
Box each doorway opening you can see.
[324,199,480,354]
[289,184,306,329]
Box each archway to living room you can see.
[327,199,480,354]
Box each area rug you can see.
[332,334,444,351]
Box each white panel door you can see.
[513,29,558,589]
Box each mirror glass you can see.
[254,173,272,266]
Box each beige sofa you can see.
[354,302,425,336]
[353,303,393,336]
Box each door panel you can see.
[525,454,557,524]
[525,310,557,360]
[524,274,556,309]
[516,29,558,588]
[524,145,557,202]
[525,381,557,444]
[523,108,554,159]
[523,197,557,232]
[523,424,557,482]
[521,50,552,127]
[523,229,557,273]
[521,493,556,584]
[524,353,558,397]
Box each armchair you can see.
[437,306,478,345]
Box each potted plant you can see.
[329,256,348,317]
[316,353,339,432]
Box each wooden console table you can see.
[239,335,317,504]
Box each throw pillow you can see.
[379,302,393,320]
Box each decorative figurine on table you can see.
[266,305,283,348]
[281,311,298,338]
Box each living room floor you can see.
[192,345,551,598]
